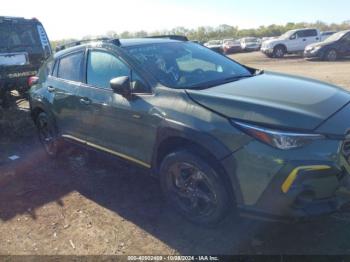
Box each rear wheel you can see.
[325,49,337,61]
[273,46,286,58]
[36,112,60,157]
[160,149,232,225]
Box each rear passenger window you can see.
[57,52,84,82]
[300,30,318,37]
[87,50,130,89]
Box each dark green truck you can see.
[0,16,51,106]
[29,37,350,225]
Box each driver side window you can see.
[87,50,130,89]
[87,50,150,93]
[290,33,297,40]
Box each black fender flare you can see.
[151,119,242,206]
[151,119,232,171]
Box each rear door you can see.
[300,29,319,49]
[49,50,86,139]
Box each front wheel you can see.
[36,112,60,157]
[324,49,338,61]
[273,46,286,58]
[160,149,232,226]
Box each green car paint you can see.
[29,38,350,221]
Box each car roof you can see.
[119,38,181,46]
[54,37,183,58]
[0,16,41,24]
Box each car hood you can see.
[307,41,335,49]
[186,71,350,131]
[263,39,285,46]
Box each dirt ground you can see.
[1,52,350,255]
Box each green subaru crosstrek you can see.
[29,37,350,225]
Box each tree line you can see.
[51,21,350,50]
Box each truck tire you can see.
[273,45,286,58]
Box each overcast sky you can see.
[3,0,350,40]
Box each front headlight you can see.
[311,46,322,53]
[232,121,325,150]
[306,46,321,52]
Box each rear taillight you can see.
[28,76,39,87]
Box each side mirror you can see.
[290,34,297,40]
[110,76,131,98]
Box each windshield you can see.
[126,42,252,89]
[279,30,296,39]
[0,22,40,49]
[323,31,348,43]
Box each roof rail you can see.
[55,38,121,52]
[146,35,189,41]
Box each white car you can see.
[204,40,223,53]
[261,28,321,58]
[240,37,261,51]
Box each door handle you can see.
[47,86,55,92]
[80,97,91,105]
[303,39,306,41]
[316,37,319,40]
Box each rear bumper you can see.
[0,71,37,92]
[224,46,242,54]
[221,138,350,222]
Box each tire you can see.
[36,112,60,157]
[159,149,232,226]
[273,45,286,58]
[324,49,338,61]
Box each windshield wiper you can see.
[188,74,253,90]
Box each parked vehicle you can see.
[191,40,202,45]
[261,28,321,58]
[304,30,350,61]
[30,36,350,225]
[261,36,275,42]
[222,39,242,54]
[0,16,51,106]
[320,31,337,41]
[204,40,223,53]
[240,37,261,51]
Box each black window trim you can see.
[84,47,153,95]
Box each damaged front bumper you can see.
[221,136,350,222]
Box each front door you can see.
[80,49,159,167]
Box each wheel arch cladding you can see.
[152,125,238,206]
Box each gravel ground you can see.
[1,53,350,255]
